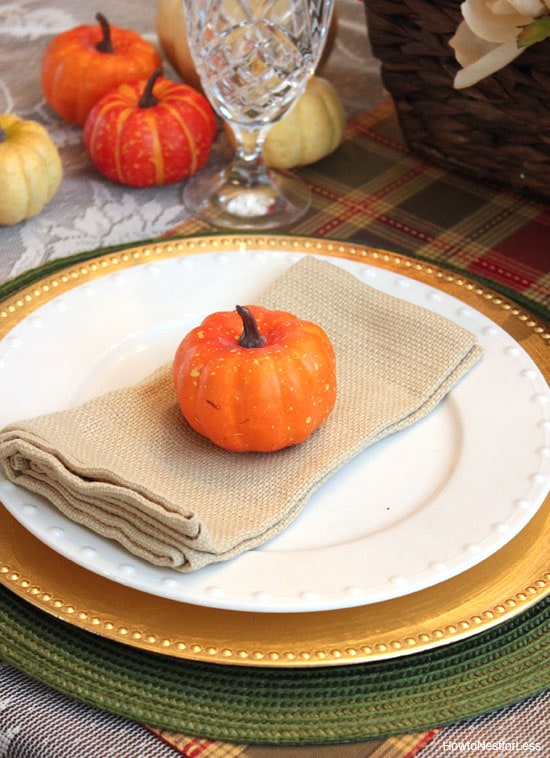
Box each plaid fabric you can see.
[147,730,248,757]
[170,99,549,318]
[148,728,441,757]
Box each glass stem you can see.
[228,124,270,189]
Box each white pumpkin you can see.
[262,76,346,169]
[0,115,62,226]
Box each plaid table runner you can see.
[141,100,548,756]
[170,99,549,319]
[147,728,441,757]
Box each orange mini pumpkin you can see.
[173,305,337,453]
[41,13,162,127]
[83,70,217,187]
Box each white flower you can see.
[450,0,550,88]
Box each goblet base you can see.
[183,162,311,230]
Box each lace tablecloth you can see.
[1,1,549,757]
[0,0,383,284]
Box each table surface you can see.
[0,1,549,757]
[0,0,384,285]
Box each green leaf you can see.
[517,16,550,48]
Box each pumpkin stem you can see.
[236,306,266,348]
[95,12,114,54]
[138,69,162,108]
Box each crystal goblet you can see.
[182,0,335,229]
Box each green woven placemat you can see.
[0,587,548,745]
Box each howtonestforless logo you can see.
[443,740,542,753]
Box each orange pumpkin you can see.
[83,70,217,187]
[41,13,162,127]
[173,305,337,453]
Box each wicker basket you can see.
[364,0,550,201]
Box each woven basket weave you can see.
[364,0,550,201]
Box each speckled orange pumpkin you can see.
[173,305,337,453]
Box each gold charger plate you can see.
[0,234,548,668]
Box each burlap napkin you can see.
[0,257,482,571]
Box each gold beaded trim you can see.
[0,563,548,664]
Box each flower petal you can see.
[462,0,533,42]
[453,39,525,87]
[507,0,547,16]
[450,20,498,66]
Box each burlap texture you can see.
[0,257,482,571]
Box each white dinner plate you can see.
[0,248,548,613]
